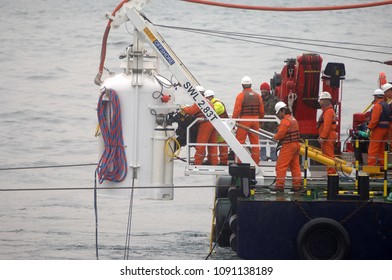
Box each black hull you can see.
[236,199,392,259]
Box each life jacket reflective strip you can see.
[281,116,300,144]
[371,101,391,128]
[241,90,260,116]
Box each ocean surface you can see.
[0,0,391,260]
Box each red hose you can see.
[182,0,392,11]
[95,0,130,85]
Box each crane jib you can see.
[144,27,175,65]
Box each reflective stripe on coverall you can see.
[317,104,337,174]
[273,114,301,190]
[232,88,265,163]
[183,102,218,165]
[367,99,390,166]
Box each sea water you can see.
[0,0,391,259]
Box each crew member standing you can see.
[259,82,280,161]
[367,89,390,167]
[181,88,218,166]
[205,89,229,165]
[273,101,302,192]
[232,76,264,164]
[317,92,337,175]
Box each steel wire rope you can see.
[124,175,136,260]
[182,0,392,12]
[94,171,99,260]
[157,24,392,54]
[0,163,96,171]
[96,89,128,183]
[157,24,392,64]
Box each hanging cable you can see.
[94,171,99,260]
[182,0,392,12]
[124,172,136,260]
[96,89,128,183]
[156,24,392,64]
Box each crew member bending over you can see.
[181,86,218,165]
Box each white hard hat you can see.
[204,89,215,98]
[195,85,205,94]
[319,91,332,100]
[275,101,287,114]
[382,83,392,92]
[373,88,385,96]
[241,76,252,85]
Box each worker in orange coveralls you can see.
[273,101,302,192]
[367,89,390,167]
[181,88,218,166]
[232,76,264,163]
[317,91,337,175]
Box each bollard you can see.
[327,174,339,200]
[358,175,370,200]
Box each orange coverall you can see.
[367,99,389,166]
[273,114,301,191]
[183,102,218,165]
[232,88,264,163]
[317,104,337,174]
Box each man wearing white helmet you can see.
[382,83,392,99]
[232,76,265,163]
[317,91,337,175]
[205,89,229,165]
[273,101,301,192]
[367,88,390,167]
[181,86,218,166]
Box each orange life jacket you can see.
[281,115,300,144]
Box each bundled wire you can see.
[96,89,128,183]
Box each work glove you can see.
[358,131,368,138]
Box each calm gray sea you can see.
[0,0,391,259]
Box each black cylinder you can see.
[358,175,369,200]
[327,174,339,200]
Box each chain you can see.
[294,200,312,221]
[340,200,370,225]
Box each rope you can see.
[165,137,181,159]
[96,89,128,183]
[182,0,392,12]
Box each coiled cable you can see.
[96,89,128,183]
